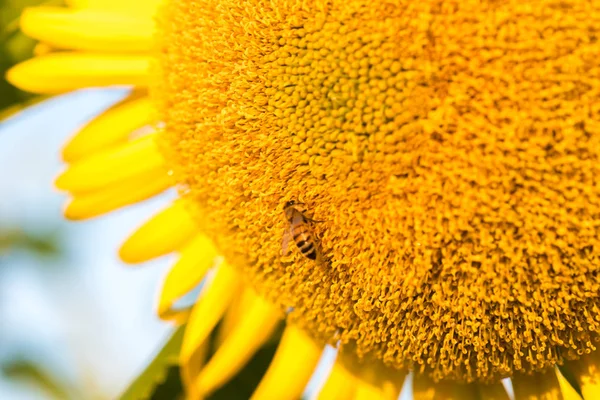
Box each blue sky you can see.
[0,89,173,399]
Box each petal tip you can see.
[54,170,70,191]
[118,242,144,264]
[61,144,79,164]
[5,65,24,91]
[63,201,85,221]
[5,59,64,95]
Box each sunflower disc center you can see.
[158,0,600,382]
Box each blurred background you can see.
[0,87,177,399]
[1,1,174,398]
[1,0,43,113]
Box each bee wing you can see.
[281,224,293,256]
[282,209,304,256]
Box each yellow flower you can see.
[7,0,600,399]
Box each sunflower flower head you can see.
[158,0,600,383]
[6,0,600,397]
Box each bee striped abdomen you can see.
[293,226,317,259]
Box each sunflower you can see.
[7,0,600,398]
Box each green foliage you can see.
[0,228,62,258]
[148,366,183,400]
[119,321,285,400]
[119,326,185,400]
[2,358,74,400]
[0,0,64,112]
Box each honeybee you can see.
[282,200,321,261]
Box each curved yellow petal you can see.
[66,0,162,15]
[354,381,396,400]
[564,351,600,400]
[196,289,281,396]
[180,262,241,365]
[33,42,54,56]
[353,365,405,400]
[216,287,255,346]
[7,53,150,94]
[63,95,153,162]
[318,360,357,400]
[512,369,564,400]
[158,235,218,321]
[63,167,171,220]
[413,374,481,400]
[556,368,583,400]
[65,0,88,7]
[251,326,322,400]
[56,134,163,193]
[21,7,154,52]
[181,339,209,400]
[119,200,198,264]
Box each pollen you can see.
[156,0,600,382]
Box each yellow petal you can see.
[215,287,255,346]
[354,381,395,400]
[512,369,564,400]
[63,167,171,220]
[63,95,153,162]
[180,262,241,365]
[158,235,218,322]
[353,365,405,400]
[181,339,209,400]
[33,42,54,56]
[413,374,480,400]
[196,289,281,396]
[56,134,163,193]
[251,326,322,400]
[564,351,600,400]
[318,360,357,400]
[21,7,153,52]
[66,0,162,15]
[556,368,583,400]
[7,53,150,94]
[119,200,198,264]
